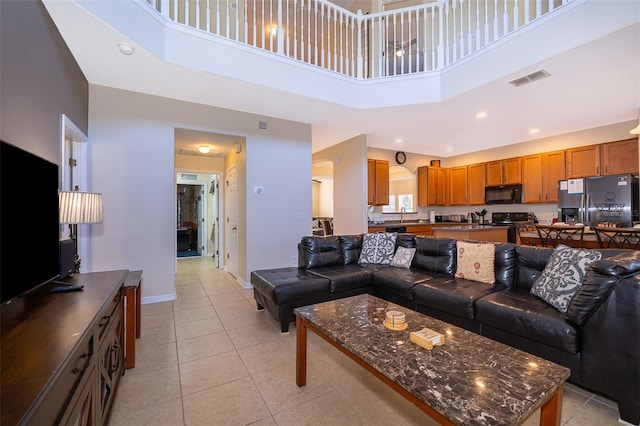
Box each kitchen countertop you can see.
[368,221,490,227]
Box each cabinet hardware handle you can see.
[99,315,112,328]
[605,165,608,174]
[597,166,599,174]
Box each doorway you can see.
[177,183,204,257]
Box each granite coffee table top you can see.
[294,294,570,425]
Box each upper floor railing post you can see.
[160,0,170,18]
[356,9,363,79]
[277,0,284,54]
[437,1,445,70]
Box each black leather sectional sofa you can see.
[251,234,640,425]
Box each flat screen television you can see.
[1,140,60,304]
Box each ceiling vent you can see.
[508,70,550,87]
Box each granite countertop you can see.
[295,294,570,426]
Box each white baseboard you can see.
[141,293,176,305]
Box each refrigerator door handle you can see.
[585,194,590,224]
[580,194,585,223]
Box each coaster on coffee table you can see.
[383,320,408,331]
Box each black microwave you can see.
[484,184,522,204]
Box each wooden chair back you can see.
[535,224,585,248]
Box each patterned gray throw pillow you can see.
[358,232,397,265]
[530,244,602,313]
[390,246,416,268]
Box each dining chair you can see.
[535,224,585,248]
[515,223,538,245]
[592,226,640,249]
[321,219,333,236]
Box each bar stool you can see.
[535,224,585,248]
[593,226,640,249]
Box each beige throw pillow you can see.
[454,240,496,284]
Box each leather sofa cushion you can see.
[514,245,553,291]
[298,236,343,269]
[566,251,640,326]
[494,243,517,287]
[413,236,456,275]
[308,265,374,293]
[372,267,435,300]
[412,277,505,319]
[250,267,330,304]
[340,234,364,265]
[476,288,578,354]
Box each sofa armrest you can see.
[567,251,640,326]
[298,236,344,269]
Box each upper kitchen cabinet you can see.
[418,165,448,206]
[566,145,600,178]
[522,151,565,204]
[467,163,486,205]
[486,157,522,186]
[450,165,468,205]
[368,159,389,205]
[601,138,639,175]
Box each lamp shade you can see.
[59,191,103,224]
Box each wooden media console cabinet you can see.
[1,270,129,425]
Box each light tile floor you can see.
[110,256,623,425]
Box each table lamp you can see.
[59,186,103,273]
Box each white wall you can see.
[313,135,368,234]
[88,85,311,301]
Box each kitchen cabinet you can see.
[467,163,486,205]
[486,157,522,185]
[438,167,450,206]
[418,166,448,206]
[367,159,389,205]
[601,138,639,175]
[542,150,566,203]
[450,166,468,205]
[522,151,565,203]
[566,145,600,178]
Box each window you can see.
[382,194,413,213]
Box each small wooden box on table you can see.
[123,270,143,369]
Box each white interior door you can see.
[225,165,238,277]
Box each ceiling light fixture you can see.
[198,146,211,154]
[118,43,135,56]
[529,128,540,135]
[475,112,488,119]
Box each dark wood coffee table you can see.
[295,294,570,426]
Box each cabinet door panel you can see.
[503,157,522,184]
[367,159,375,205]
[522,154,543,204]
[438,167,450,205]
[450,166,468,205]
[467,163,486,205]
[602,138,639,175]
[566,145,600,178]
[485,161,503,186]
[542,151,565,203]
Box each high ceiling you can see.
[43,1,640,158]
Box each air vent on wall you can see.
[508,69,550,87]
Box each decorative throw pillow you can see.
[530,244,602,313]
[390,246,416,269]
[358,232,397,265]
[454,240,496,284]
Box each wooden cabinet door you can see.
[467,163,486,205]
[450,166,468,205]
[427,166,439,205]
[542,150,566,203]
[367,159,375,205]
[566,145,600,178]
[485,161,503,186]
[503,157,522,184]
[602,138,639,175]
[438,167,450,205]
[417,166,428,207]
[522,154,543,204]
[374,160,389,205]
[367,159,389,205]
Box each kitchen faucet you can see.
[400,207,406,224]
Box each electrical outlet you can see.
[291,255,296,265]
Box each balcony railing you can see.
[144,0,570,79]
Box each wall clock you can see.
[395,151,406,164]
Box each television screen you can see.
[1,140,60,304]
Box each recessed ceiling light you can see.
[529,128,540,135]
[198,146,211,154]
[394,138,403,144]
[118,43,135,56]
[475,112,488,119]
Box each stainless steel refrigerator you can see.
[557,174,639,227]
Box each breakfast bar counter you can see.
[432,225,508,243]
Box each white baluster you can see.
[277,0,283,54]
[493,0,499,41]
[475,0,481,51]
[503,0,508,36]
[536,0,542,20]
[160,0,170,18]
[356,10,363,79]
[524,0,530,25]
[185,0,190,26]
[513,0,519,31]
[437,2,444,69]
